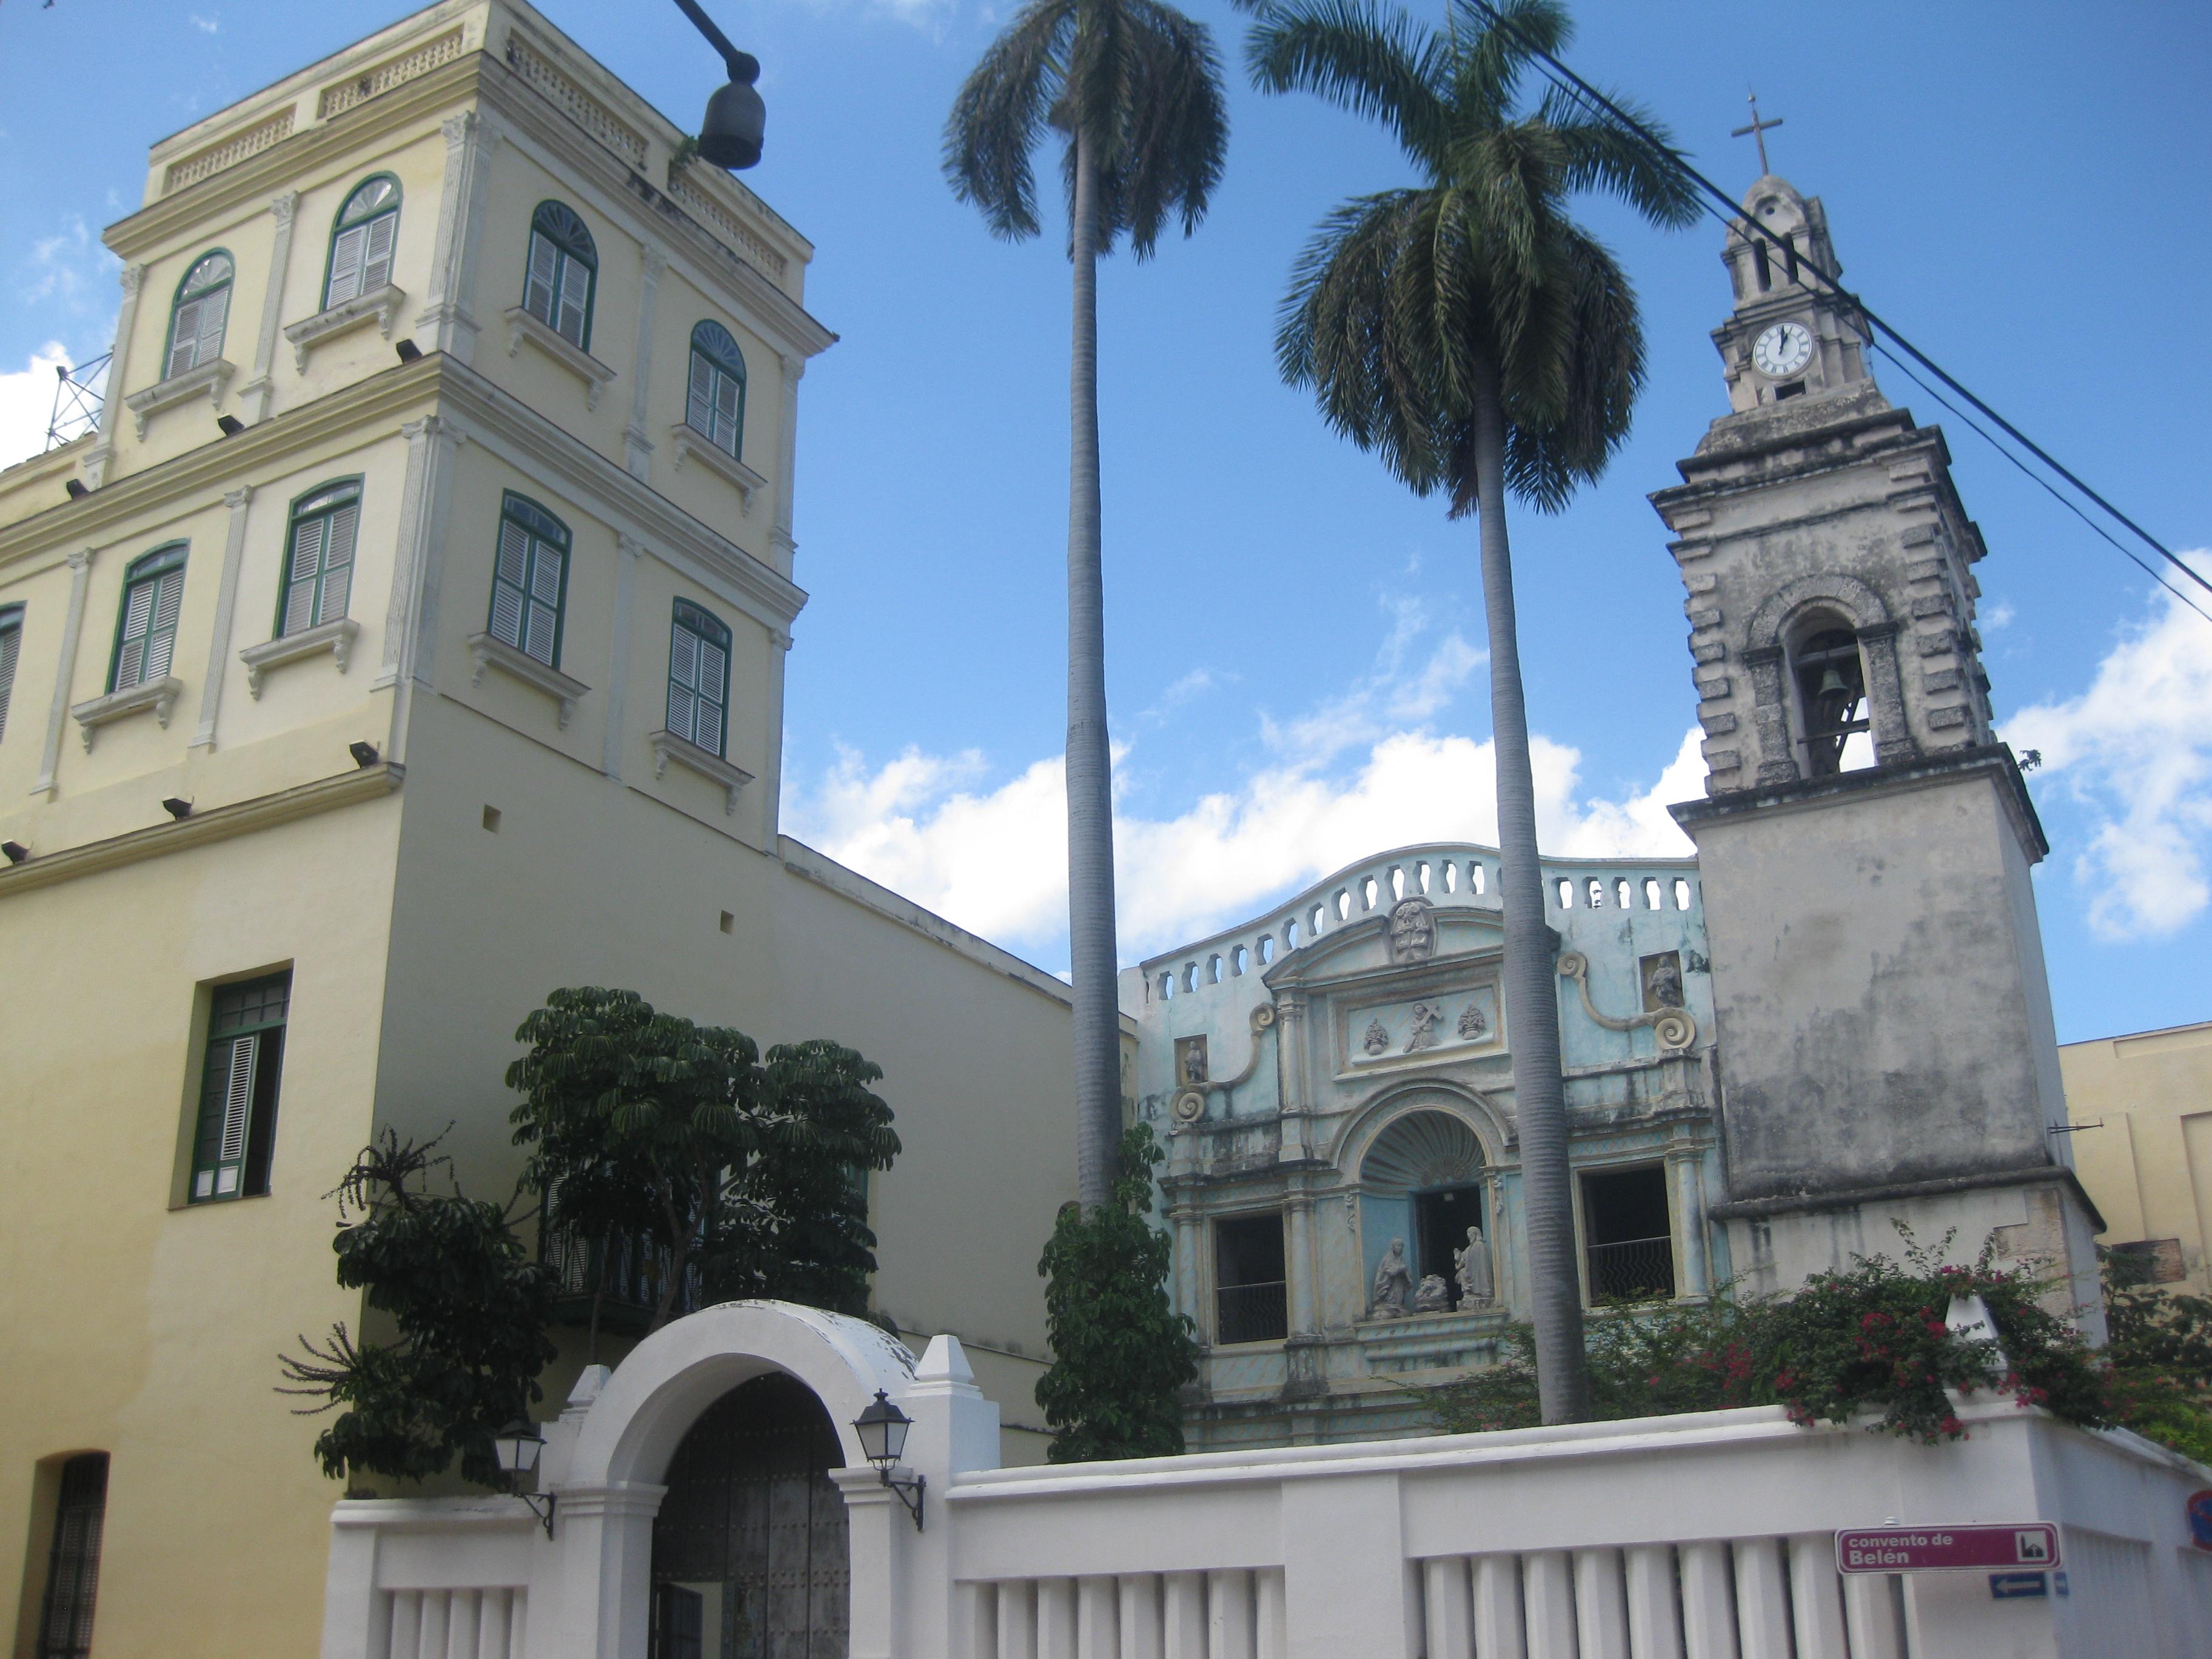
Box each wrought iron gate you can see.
[650,1373,850,1659]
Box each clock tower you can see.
[1651,176,2103,1327]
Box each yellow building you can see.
[2062,1019,2212,1296]
[0,7,1091,1657]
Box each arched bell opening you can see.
[1355,1109,1492,1316]
[1786,611,1875,776]
[648,1372,850,1659]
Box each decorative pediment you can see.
[1261,903,1503,994]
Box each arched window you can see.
[110,545,187,691]
[666,598,731,756]
[685,321,747,458]
[323,175,401,309]
[1789,618,1873,775]
[488,494,569,668]
[164,252,233,380]
[0,603,22,744]
[277,480,362,637]
[523,201,597,350]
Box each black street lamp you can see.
[852,1390,925,1529]
[492,1419,556,1537]
[671,0,766,170]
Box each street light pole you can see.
[669,0,766,170]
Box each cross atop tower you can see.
[1731,90,1783,176]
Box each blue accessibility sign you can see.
[1989,1572,2049,1600]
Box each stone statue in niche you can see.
[1362,1017,1390,1056]
[1455,1224,1495,1305]
[1176,1036,1209,1084]
[1388,898,1437,963]
[1370,1238,1412,1318]
[1642,951,1685,1011]
[1413,1274,1452,1313]
[1404,1001,1441,1053]
[1457,1002,1489,1040]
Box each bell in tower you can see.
[1648,177,2103,1329]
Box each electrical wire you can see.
[1463,0,2212,608]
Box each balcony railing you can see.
[541,1223,703,1334]
[1215,1280,1289,1345]
[1586,1236,1675,1304]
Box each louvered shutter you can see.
[282,519,326,635]
[697,637,727,754]
[195,283,229,364]
[668,624,698,743]
[686,352,714,438]
[0,622,18,740]
[192,1033,258,1199]
[490,520,529,648]
[360,213,397,293]
[166,298,205,378]
[327,223,368,307]
[555,257,590,347]
[524,541,562,665]
[115,580,155,688]
[142,570,184,682]
[525,234,559,327]
[317,503,358,625]
[712,372,740,454]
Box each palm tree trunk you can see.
[1065,126,1122,1211]
[1470,358,1590,1424]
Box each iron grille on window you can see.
[541,1219,703,1333]
[1585,1236,1674,1304]
[35,1454,107,1659]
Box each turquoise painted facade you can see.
[1119,842,1728,1447]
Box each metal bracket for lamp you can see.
[878,1464,926,1530]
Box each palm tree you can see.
[945,0,1230,1209]
[1247,0,1697,1421]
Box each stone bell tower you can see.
[1650,176,2103,1327]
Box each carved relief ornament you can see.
[1557,951,1697,1053]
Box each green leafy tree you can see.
[1035,1123,1198,1460]
[2101,1258,2212,1465]
[944,0,1228,1210]
[506,988,900,1335]
[278,1133,558,1487]
[1241,0,1698,1421]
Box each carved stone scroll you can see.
[1558,951,1697,1053]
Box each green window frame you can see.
[323,175,401,309]
[685,321,747,458]
[33,1453,107,1659]
[666,599,730,756]
[0,603,22,745]
[488,493,570,668]
[163,250,233,381]
[276,480,363,637]
[189,971,290,1203]
[523,201,597,350]
[109,544,187,692]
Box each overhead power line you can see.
[1463,0,2212,611]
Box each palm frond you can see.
[943,0,1074,242]
[1115,0,1230,255]
[1244,0,1452,170]
[1445,0,1566,128]
[1538,93,1701,229]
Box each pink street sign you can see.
[1835,1524,2060,1574]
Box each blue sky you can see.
[3,0,2207,1043]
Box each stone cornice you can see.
[1709,1162,2106,1236]
[0,354,441,574]
[0,762,402,899]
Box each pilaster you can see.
[237,192,298,422]
[82,267,144,489]
[623,245,667,481]
[32,548,97,798]
[189,485,255,749]
[603,535,641,780]
[418,110,501,363]
[771,353,802,570]
[378,414,466,766]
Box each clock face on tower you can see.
[1752,321,1814,378]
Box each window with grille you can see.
[164,252,233,380]
[488,494,570,668]
[0,603,22,744]
[109,545,187,692]
[323,176,401,309]
[523,201,597,350]
[276,480,361,637]
[34,1453,107,1659]
[666,600,730,756]
[685,321,747,458]
[1580,1165,1674,1305]
[189,971,290,1202]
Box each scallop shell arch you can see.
[1359,1109,1486,1193]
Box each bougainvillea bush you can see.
[1426,1228,2211,1458]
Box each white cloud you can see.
[786,622,1700,966]
[189,13,221,32]
[0,343,73,474]
[21,217,118,311]
[2005,557,2212,940]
